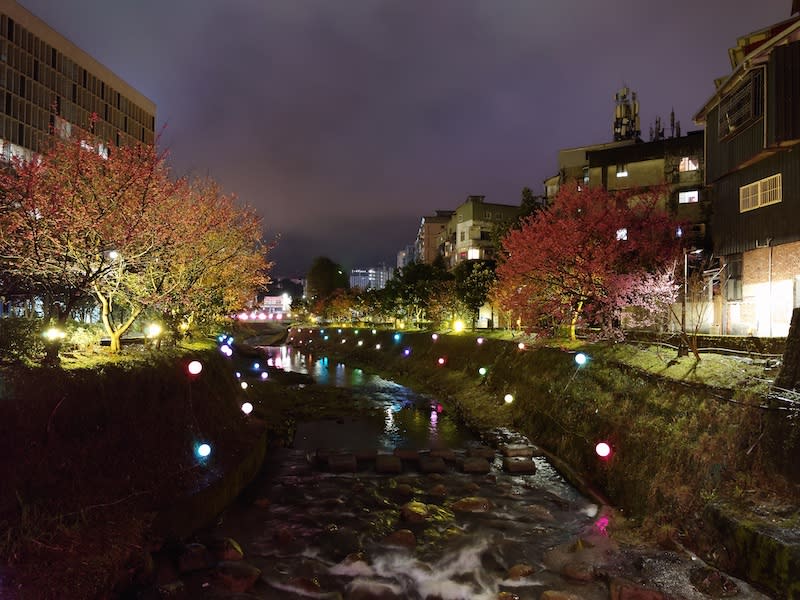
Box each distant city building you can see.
[0,0,156,161]
[396,245,415,269]
[350,266,393,290]
[415,210,453,265]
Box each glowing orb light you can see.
[337,328,342,333]
[261,372,268,380]
[595,442,612,458]
[241,402,253,415]
[432,333,439,341]
[517,342,526,350]
[357,340,364,346]
[235,372,241,378]
[220,345,233,357]
[394,333,401,342]
[253,362,260,369]
[240,381,248,389]
[196,443,212,458]
[437,357,446,366]
[477,337,484,345]
[575,353,588,366]
[453,320,465,333]
[187,360,203,375]
[375,344,381,350]
[238,312,248,320]
[146,323,162,338]
[504,393,514,404]
[403,348,411,356]
[341,339,347,344]
[372,329,377,335]
[43,327,65,341]
[324,335,329,340]
[478,367,487,376]
[354,330,359,335]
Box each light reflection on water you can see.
[261,346,473,451]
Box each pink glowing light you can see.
[187,360,203,375]
[595,442,612,458]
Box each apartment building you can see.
[0,0,155,161]
[695,13,800,336]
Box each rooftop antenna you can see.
[613,86,641,141]
[670,108,676,138]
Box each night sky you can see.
[19,0,794,277]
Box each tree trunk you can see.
[775,307,800,391]
[569,300,583,341]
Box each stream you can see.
[150,345,769,600]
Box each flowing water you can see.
[166,346,768,600]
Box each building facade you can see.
[695,14,800,336]
[585,131,708,245]
[0,0,155,161]
[415,210,453,265]
[350,266,393,290]
[437,195,521,268]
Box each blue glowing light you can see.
[394,333,401,342]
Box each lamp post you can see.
[681,248,703,354]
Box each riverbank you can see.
[293,326,800,599]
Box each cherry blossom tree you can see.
[495,184,682,340]
[0,131,271,351]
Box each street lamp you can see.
[682,248,703,348]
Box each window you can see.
[739,174,781,212]
[616,164,628,178]
[679,190,699,204]
[679,157,699,172]
[725,254,743,301]
[583,166,589,184]
[460,231,465,242]
[718,70,763,139]
[467,248,480,260]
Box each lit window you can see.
[616,164,628,178]
[679,157,699,172]
[467,248,480,260]
[739,174,782,212]
[583,166,589,184]
[616,228,628,241]
[678,190,699,204]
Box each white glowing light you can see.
[357,340,363,346]
[235,372,241,378]
[187,360,203,375]
[261,372,268,380]
[575,353,588,366]
[432,333,439,341]
[437,357,446,366]
[477,337,484,345]
[253,362,260,369]
[241,402,253,415]
[240,381,248,389]
[372,329,377,335]
[375,344,381,350]
[478,367,487,376]
[596,442,611,458]
[146,323,162,338]
[220,345,233,357]
[453,320,465,332]
[517,342,526,350]
[504,393,514,404]
[196,443,212,458]
[43,327,65,341]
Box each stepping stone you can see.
[501,444,535,458]
[461,457,491,474]
[467,445,495,459]
[375,454,402,473]
[429,448,457,462]
[502,457,537,474]
[353,449,377,462]
[419,456,447,473]
[327,453,357,472]
[394,448,421,461]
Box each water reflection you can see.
[259,345,473,453]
